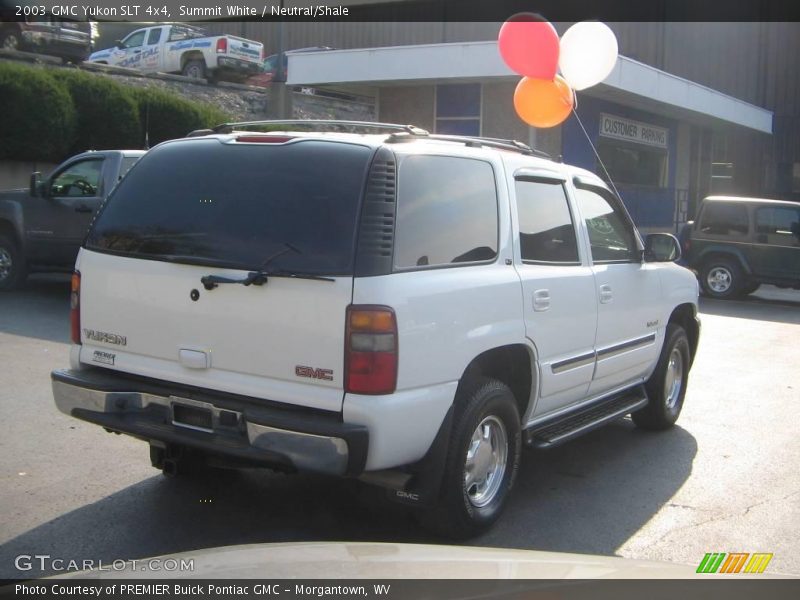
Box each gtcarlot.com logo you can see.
[697,552,773,574]
[14,554,194,573]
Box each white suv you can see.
[52,121,700,537]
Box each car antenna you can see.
[144,98,150,150]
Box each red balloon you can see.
[498,13,560,79]
[513,76,574,128]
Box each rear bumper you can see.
[216,56,262,74]
[51,368,368,476]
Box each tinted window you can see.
[394,155,497,269]
[147,28,162,45]
[122,30,146,48]
[756,206,800,247]
[699,202,749,236]
[87,139,372,275]
[50,159,103,197]
[574,187,638,262]
[119,156,140,180]
[515,179,579,263]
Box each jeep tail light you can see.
[70,271,81,345]
[216,38,227,54]
[345,306,397,395]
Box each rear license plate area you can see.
[172,402,213,433]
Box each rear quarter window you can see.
[698,202,750,237]
[393,155,498,269]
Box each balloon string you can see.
[571,106,623,200]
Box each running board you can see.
[526,386,649,449]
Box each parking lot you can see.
[1,275,798,578]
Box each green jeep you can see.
[683,196,800,299]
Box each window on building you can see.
[698,202,749,237]
[596,140,668,188]
[574,186,638,263]
[394,155,497,269]
[435,84,481,137]
[515,179,579,264]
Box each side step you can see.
[526,386,649,449]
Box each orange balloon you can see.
[513,75,574,128]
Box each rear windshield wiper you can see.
[200,243,335,290]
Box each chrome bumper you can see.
[52,376,357,476]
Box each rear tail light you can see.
[70,271,81,344]
[345,306,397,395]
[216,38,227,54]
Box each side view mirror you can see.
[114,39,123,49]
[29,172,43,197]
[644,232,682,263]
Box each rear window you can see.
[86,139,372,275]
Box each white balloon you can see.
[559,22,619,91]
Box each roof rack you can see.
[184,120,552,158]
[385,131,551,159]
[186,120,429,137]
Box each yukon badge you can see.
[295,365,334,381]
[84,329,127,346]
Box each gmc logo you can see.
[295,365,334,381]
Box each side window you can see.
[756,206,800,248]
[574,186,638,262]
[698,202,749,237]
[515,179,579,264]
[119,157,140,180]
[50,159,103,198]
[122,30,146,49]
[146,28,163,45]
[394,155,498,269]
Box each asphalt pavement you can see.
[0,275,798,578]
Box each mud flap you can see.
[385,405,454,507]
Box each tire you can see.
[699,257,743,299]
[633,324,691,431]
[182,59,207,79]
[741,281,760,296]
[0,29,22,52]
[418,378,522,539]
[0,234,26,291]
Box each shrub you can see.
[130,87,229,147]
[51,70,142,153]
[0,62,76,162]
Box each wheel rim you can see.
[707,266,732,293]
[2,35,19,50]
[464,415,508,508]
[0,247,12,282]
[663,348,684,411]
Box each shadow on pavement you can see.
[700,291,800,325]
[0,275,71,344]
[0,418,697,578]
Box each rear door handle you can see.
[599,284,613,304]
[74,205,93,213]
[533,289,550,312]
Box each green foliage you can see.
[0,61,231,161]
[51,70,142,153]
[129,87,228,147]
[0,62,76,162]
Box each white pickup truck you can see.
[87,23,263,82]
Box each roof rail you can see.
[191,120,430,136]
[386,131,551,159]
[184,120,551,159]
